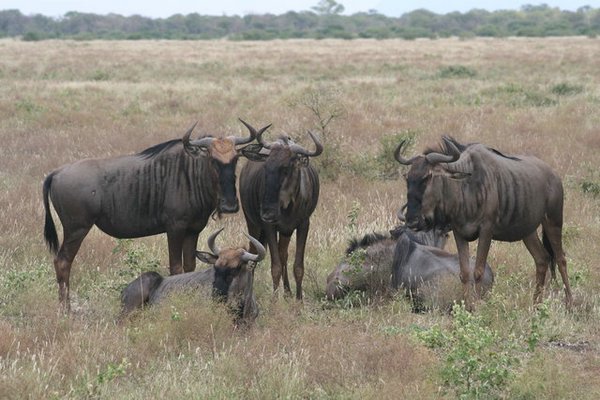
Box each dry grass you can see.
[1,37,599,398]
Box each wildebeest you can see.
[43,119,270,310]
[240,129,322,299]
[120,228,266,323]
[326,226,493,310]
[395,136,572,308]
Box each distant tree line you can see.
[1,4,599,41]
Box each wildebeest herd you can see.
[43,119,573,322]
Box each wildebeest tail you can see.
[43,172,59,254]
[120,271,164,316]
[542,229,556,280]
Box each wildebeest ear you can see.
[196,251,218,264]
[240,144,270,162]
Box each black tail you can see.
[43,172,59,254]
[542,229,557,281]
[120,271,164,316]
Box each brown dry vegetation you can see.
[0,37,599,399]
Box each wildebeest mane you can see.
[137,135,216,160]
[345,232,389,255]
[487,147,521,161]
[424,136,521,162]
[137,139,181,159]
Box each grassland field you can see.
[0,37,599,399]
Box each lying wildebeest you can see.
[43,119,270,310]
[121,228,266,323]
[395,136,572,309]
[326,226,493,310]
[240,128,322,299]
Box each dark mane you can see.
[424,136,520,161]
[346,232,390,255]
[424,136,470,155]
[137,139,181,160]
[487,147,521,161]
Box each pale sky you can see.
[2,0,597,18]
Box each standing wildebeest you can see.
[395,136,572,308]
[121,228,266,323]
[43,119,270,310]
[326,226,493,310]
[240,129,322,299]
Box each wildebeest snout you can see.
[219,198,240,214]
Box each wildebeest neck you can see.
[214,160,239,214]
[260,148,295,223]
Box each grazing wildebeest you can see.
[120,229,266,323]
[395,136,572,309]
[240,128,322,299]
[43,119,270,310]
[326,226,493,310]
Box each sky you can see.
[2,0,598,18]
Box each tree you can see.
[311,0,345,15]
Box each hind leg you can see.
[522,232,551,305]
[542,221,573,309]
[55,226,91,312]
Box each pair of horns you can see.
[394,136,461,165]
[182,118,268,149]
[206,228,266,263]
[257,128,323,157]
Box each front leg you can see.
[454,232,472,310]
[182,232,200,273]
[167,231,184,275]
[264,227,283,294]
[474,227,493,300]
[293,220,310,300]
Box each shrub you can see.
[437,65,477,79]
[416,303,520,399]
[551,82,584,96]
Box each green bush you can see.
[551,82,584,96]
[416,303,520,399]
[437,65,477,79]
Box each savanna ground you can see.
[0,37,599,399]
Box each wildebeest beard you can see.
[212,267,245,319]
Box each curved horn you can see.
[256,125,273,149]
[189,136,214,149]
[182,121,199,144]
[394,140,419,165]
[207,228,224,256]
[241,234,266,263]
[425,136,461,164]
[235,119,272,145]
[289,131,323,157]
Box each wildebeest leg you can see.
[182,232,200,273]
[55,226,91,311]
[278,233,292,296]
[265,227,283,294]
[167,231,184,275]
[542,221,573,309]
[246,223,264,254]
[293,220,310,300]
[454,233,473,310]
[522,232,551,305]
[474,229,493,299]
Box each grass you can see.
[0,37,599,399]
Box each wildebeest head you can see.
[195,228,266,322]
[242,129,323,224]
[394,136,468,231]
[183,119,271,214]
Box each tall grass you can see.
[1,37,599,399]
